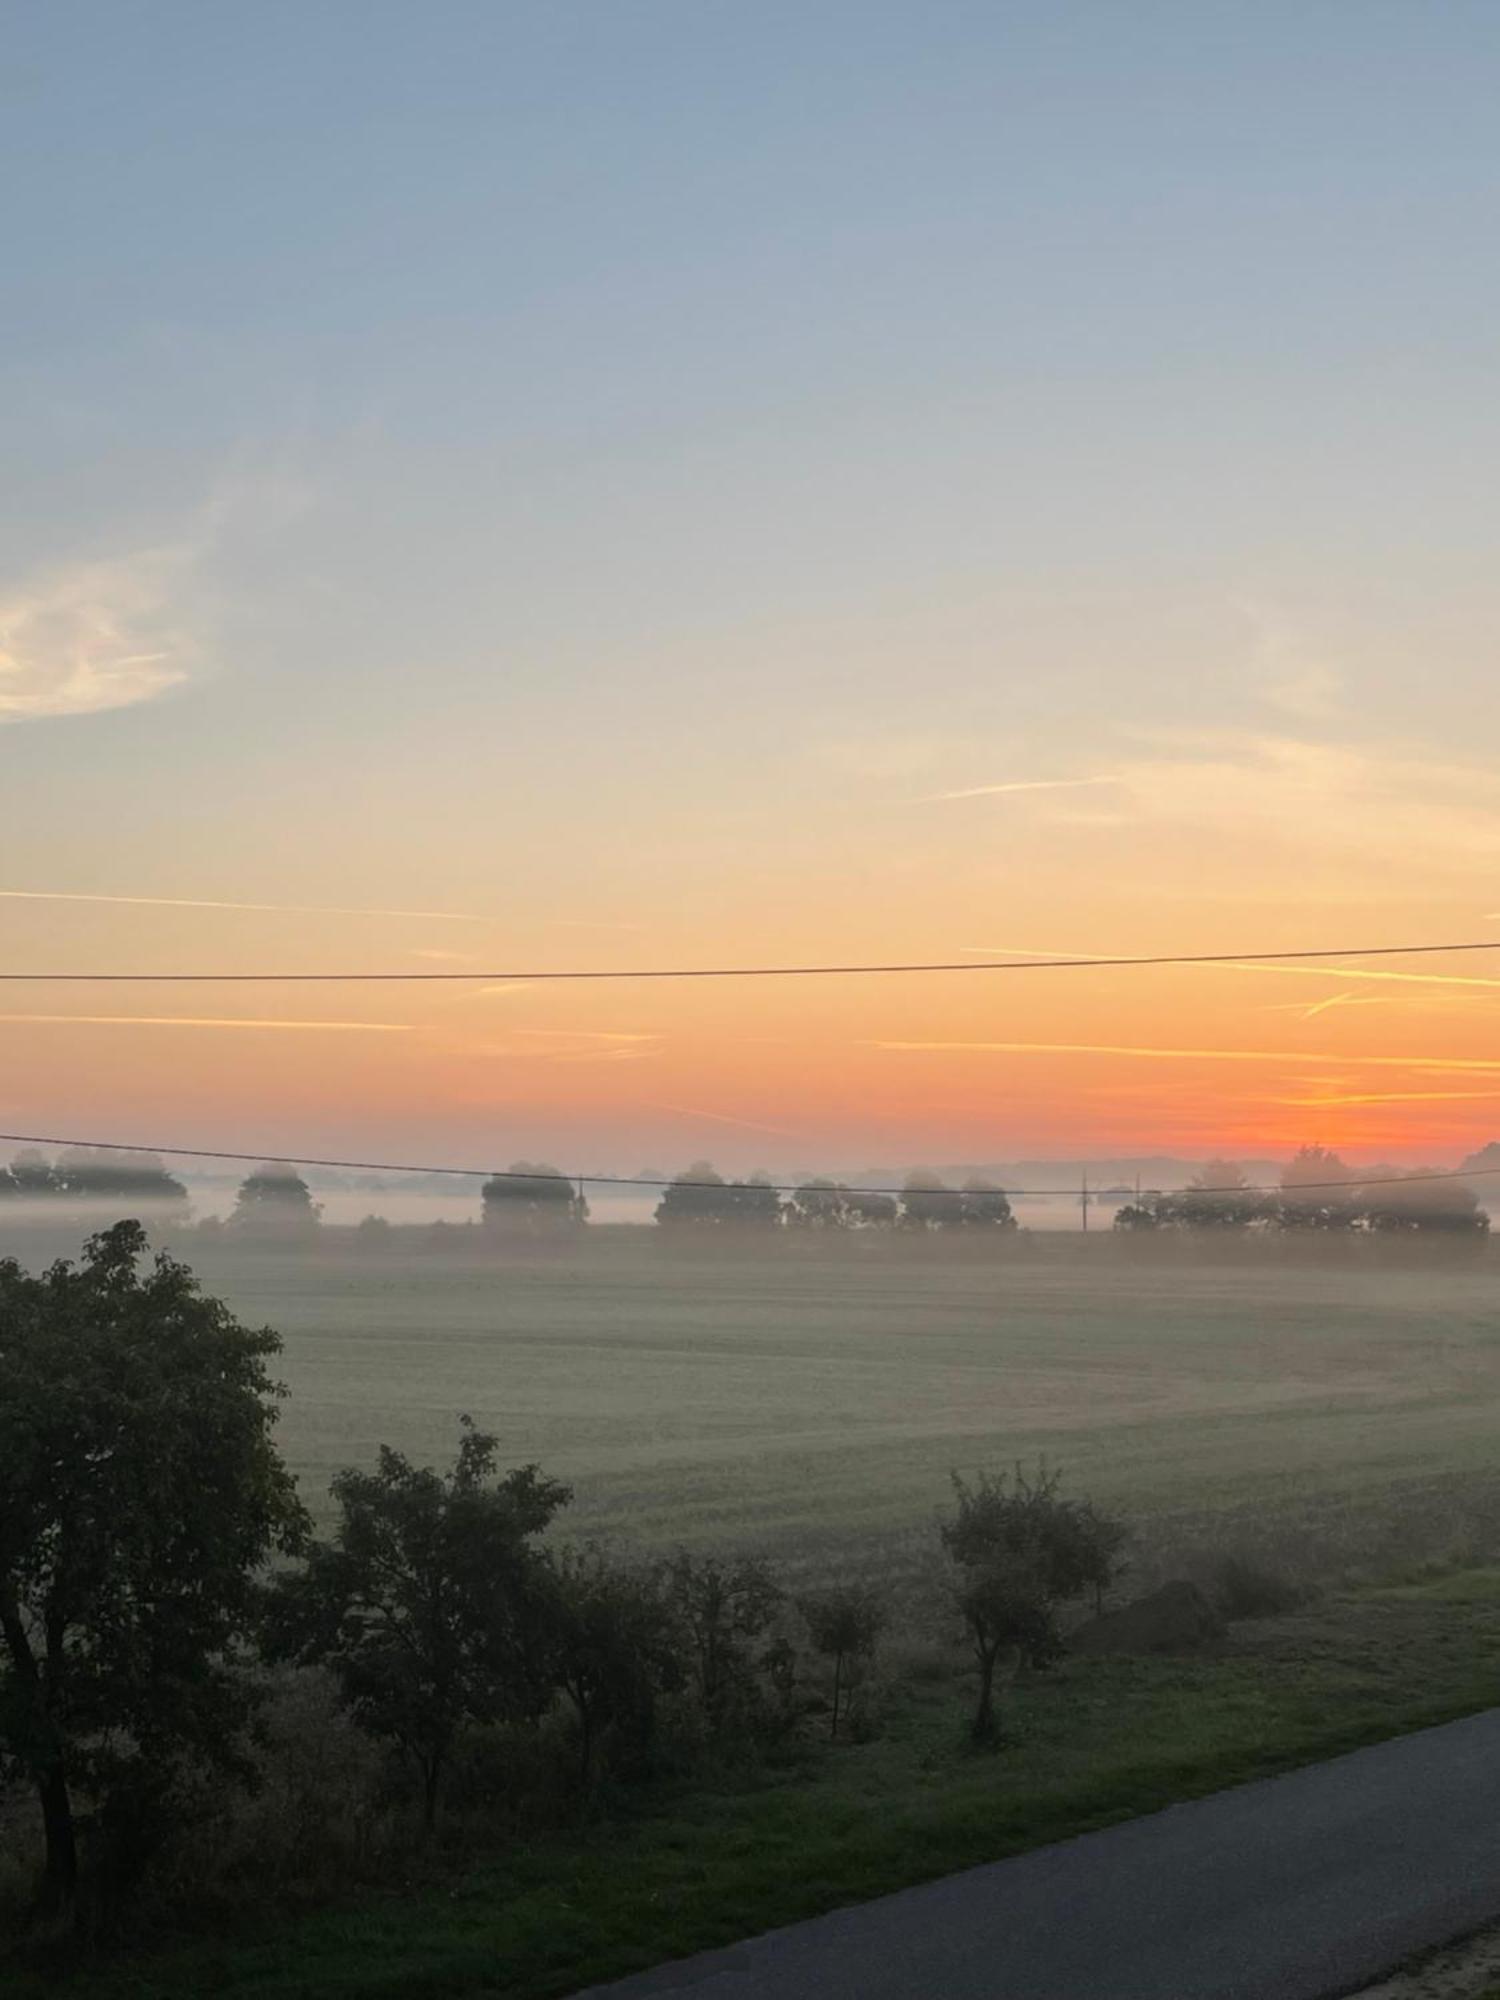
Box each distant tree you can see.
[229,1164,321,1239]
[1116,1161,1267,1232]
[265,1423,570,1831]
[0,1223,306,1916]
[1276,1145,1359,1229]
[657,1553,783,1734]
[941,1466,1125,1742]
[786,1178,851,1229]
[54,1146,190,1211]
[799,1584,885,1738]
[1,1149,62,1199]
[899,1171,961,1230]
[545,1547,684,1790]
[481,1162,587,1234]
[655,1163,784,1229]
[957,1177,1017,1229]
[843,1188,899,1228]
[353,1214,394,1252]
[1357,1169,1488,1236]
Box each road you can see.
[574,1707,1500,2000]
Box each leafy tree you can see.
[482,1163,587,1234]
[655,1163,784,1229]
[0,1149,62,1199]
[657,1553,783,1733]
[53,1147,189,1211]
[1276,1145,1358,1230]
[957,1177,1016,1229]
[1358,1170,1488,1235]
[799,1585,884,1738]
[843,1188,898,1228]
[899,1171,960,1230]
[1114,1161,1266,1232]
[265,1423,569,1830]
[546,1547,683,1790]
[0,1224,305,1916]
[229,1164,322,1239]
[941,1466,1125,1742]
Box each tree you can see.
[657,1553,783,1734]
[1114,1161,1266,1232]
[940,1466,1125,1742]
[1358,1170,1488,1235]
[655,1163,784,1229]
[482,1163,587,1235]
[799,1585,884,1739]
[0,1224,306,1916]
[957,1177,1016,1229]
[229,1164,321,1239]
[265,1423,570,1831]
[0,1149,62,1199]
[899,1171,960,1230]
[53,1147,190,1212]
[545,1547,683,1790]
[1276,1145,1358,1230]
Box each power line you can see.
[0,1131,1493,1200]
[1,938,1500,981]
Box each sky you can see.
[4,1,1500,1175]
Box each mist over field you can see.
[7,1211,1497,1598]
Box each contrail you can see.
[918,775,1124,804]
[0,890,483,921]
[870,1038,1500,1074]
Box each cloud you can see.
[917,774,1125,804]
[0,548,193,722]
[1235,599,1345,721]
[641,1101,802,1138]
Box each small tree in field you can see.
[941,1465,1125,1743]
[658,1553,783,1734]
[0,1224,306,1918]
[266,1423,569,1830]
[546,1547,684,1790]
[800,1585,885,1738]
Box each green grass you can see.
[18,1568,1500,2000]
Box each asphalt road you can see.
[574,1707,1500,2000]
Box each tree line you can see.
[0,1224,1122,1929]
[1114,1146,1489,1235]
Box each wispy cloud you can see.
[0,548,192,722]
[869,1038,1500,1075]
[0,1014,412,1032]
[0,889,483,921]
[1236,599,1345,722]
[917,775,1124,804]
[1272,1088,1500,1107]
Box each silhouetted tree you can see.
[899,1171,960,1230]
[1115,1160,1267,1232]
[0,1224,305,1917]
[1358,1169,1488,1235]
[229,1164,321,1239]
[265,1423,569,1832]
[0,1149,62,1199]
[655,1163,784,1228]
[941,1466,1125,1742]
[482,1162,587,1234]
[800,1584,884,1738]
[957,1177,1016,1229]
[1276,1145,1359,1229]
[54,1146,190,1211]
[545,1547,684,1790]
[657,1553,783,1734]
[843,1188,899,1228]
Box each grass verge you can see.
[16,1568,1500,2000]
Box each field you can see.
[153,1227,1500,1589]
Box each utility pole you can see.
[1081,1166,1090,1233]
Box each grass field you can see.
[147,1228,1500,1589]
